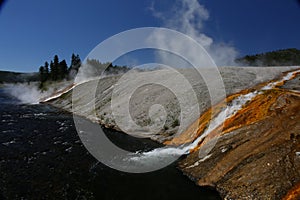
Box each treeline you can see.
[85,58,130,75]
[236,48,300,66]
[39,53,81,88]
[38,54,133,89]
[0,71,39,84]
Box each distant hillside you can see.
[236,48,300,66]
[0,71,39,83]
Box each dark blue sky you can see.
[0,0,299,72]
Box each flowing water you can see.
[129,69,300,164]
[0,89,220,199]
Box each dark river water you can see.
[0,88,220,200]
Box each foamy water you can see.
[262,69,300,90]
[128,90,260,163]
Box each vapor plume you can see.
[150,0,239,66]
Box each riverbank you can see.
[44,66,300,199]
[175,69,300,199]
[0,90,221,199]
[46,66,298,142]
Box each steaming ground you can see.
[46,66,298,142]
[3,81,73,104]
[3,83,42,104]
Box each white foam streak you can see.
[129,90,259,163]
[41,84,76,102]
[262,69,300,90]
[129,69,300,163]
[41,78,100,103]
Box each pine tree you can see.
[52,55,59,80]
[50,60,56,81]
[58,60,68,80]
[44,61,49,80]
[39,66,47,89]
[69,53,81,79]
[39,66,45,81]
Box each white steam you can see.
[74,63,101,84]
[3,83,55,104]
[150,0,238,66]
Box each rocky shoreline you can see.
[166,69,300,199]
[46,66,300,199]
[179,87,300,199]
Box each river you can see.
[0,88,220,199]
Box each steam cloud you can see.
[150,0,239,66]
[3,83,57,104]
[74,63,100,84]
[75,0,239,84]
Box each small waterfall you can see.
[129,68,300,163]
[262,69,300,90]
[40,84,76,102]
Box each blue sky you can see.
[0,0,299,72]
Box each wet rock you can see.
[179,90,300,199]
